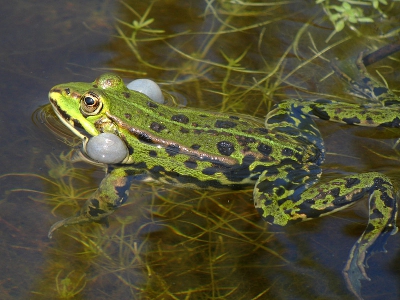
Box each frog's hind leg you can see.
[331,52,400,106]
[305,99,400,128]
[254,170,397,299]
[298,53,400,127]
[338,173,397,298]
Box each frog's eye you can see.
[80,92,103,116]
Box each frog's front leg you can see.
[48,167,141,238]
[254,170,397,298]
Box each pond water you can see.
[0,0,400,299]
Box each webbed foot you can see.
[48,214,90,238]
[343,241,370,300]
[48,197,114,238]
[343,222,397,300]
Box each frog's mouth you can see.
[49,98,90,147]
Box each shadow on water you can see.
[0,0,400,299]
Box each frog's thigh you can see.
[256,171,396,226]
[253,163,322,226]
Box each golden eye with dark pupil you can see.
[80,92,102,115]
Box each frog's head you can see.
[48,73,130,141]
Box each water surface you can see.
[0,1,399,299]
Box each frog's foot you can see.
[343,240,370,300]
[48,196,115,238]
[48,214,90,239]
[48,211,111,238]
[343,213,398,299]
[331,52,400,106]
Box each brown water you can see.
[0,0,399,299]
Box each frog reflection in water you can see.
[48,53,397,299]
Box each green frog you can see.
[48,53,397,299]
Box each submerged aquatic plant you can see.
[316,0,398,41]
[55,270,87,299]
[1,153,96,217]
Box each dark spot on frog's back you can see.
[217,141,235,156]
[257,143,272,156]
[122,92,130,98]
[151,165,165,173]
[137,132,153,143]
[282,148,293,156]
[193,129,204,135]
[132,162,147,170]
[236,135,256,146]
[202,167,217,176]
[191,144,201,150]
[206,129,218,135]
[166,144,180,156]
[184,159,198,169]
[229,115,240,120]
[149,150,157,157]
[214,120,237,129]
[223,154,255,182]
[150,122,166,132]
[342,116,360,125]
[171,114,189,124]
[147,101,158,109]
[256,128,269,134]
[124,113,132,120]
[180,127,190,133]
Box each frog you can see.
[47,53,397,299]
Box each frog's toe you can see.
[48,219,67,239]
[343,242,371,299]
[48,214,91,239]
[343,262,370,300]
